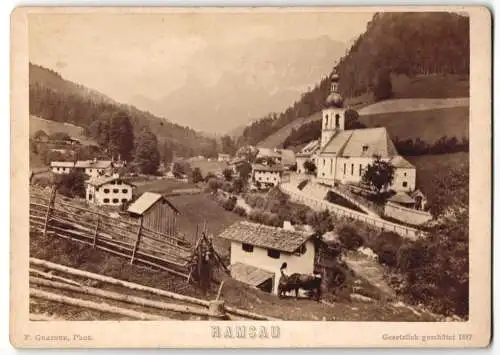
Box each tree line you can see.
[29,77,219,160]
[237,12,469,147]
[394,136,469,156]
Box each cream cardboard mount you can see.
[10,6,491,348]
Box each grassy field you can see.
[168,193,243,255]
[30,115,97,145]
[359,106,469,143]
[357,98,468,116]
[188,158,228,177]
[258,111,322,149]
[407,152,469,195]
[133,178,197,196]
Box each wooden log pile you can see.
[29,258,280,321]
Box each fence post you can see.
[43,186,56,237]
[92,215,100,248]
[130,217,144,264]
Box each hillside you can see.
[29,63,218,158]
[242,12,469,148]
[30,115,97,146]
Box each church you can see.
[297,72,416,193]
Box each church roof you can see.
[321,127,398,158]
[391,155,415,169]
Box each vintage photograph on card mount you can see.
[11,6,491,348]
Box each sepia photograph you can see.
[10,6,491,348]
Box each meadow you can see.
[30,115,97,145]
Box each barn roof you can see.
[127,192,179,215]
[219,221,314,253]
[230,262,274,287]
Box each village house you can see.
[251,164,284,188]
[218,153,231,162]
[307,71,416,192]
[228,157,247,174]
[127,192,180,235]
[85,175,135,207]
[276,149,297,170]
[256,148,282,165]
[75,159,114,178]
[296,140,320,174]
[219,221,316,294]
[50,161,75,174]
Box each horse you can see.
[277,262,322,301]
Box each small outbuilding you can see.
[127,192,180,236]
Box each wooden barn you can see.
[127,192,180,236]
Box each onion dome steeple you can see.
[325,71,344,108]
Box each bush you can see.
[56,170,86,198]
[191,167,203,183]
[338,226,364,250]
[249,209,266,224]
[233,206,247,217]
[207,177,222,192]
[369,231,403,267]
[222,196,237,211]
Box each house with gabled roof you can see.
[85,175,135,207]
[219,221,316,294]
[312,71,416,192]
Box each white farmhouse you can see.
[251,164,284,188]
[51,161,75,174]
[75,159,114,178]
[219,221,316,294]
[85,175,135,206]
[313,72,416,192]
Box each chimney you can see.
[282,221,295,231]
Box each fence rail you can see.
[279,183,420,239]
[30,189,193,278]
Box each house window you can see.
[103,198,110,203]
[324,115,328,129]
[242,243,254,253]
[122,189,128,193]
[104,189,110,193]
[351,164,354,175]
[343,163,346,174]
[323,159,325,166]
[359,164,362,176]
[402,182,408,187]
[330,159,333,174]
[112,198,119,203]
[404,172,407,177]
[88,194,93,201]
[113,188,119,193]
[267,249,280,259]
[121,198,128,203]
[362,145,368,152]
[335,114,340,128]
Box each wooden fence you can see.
[29,188,193,278]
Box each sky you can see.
[29,10,375,105]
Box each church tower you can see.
[320,71,345,149]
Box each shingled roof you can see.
[219,221,314,253]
